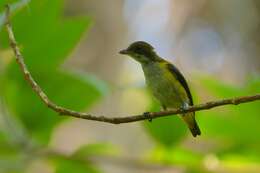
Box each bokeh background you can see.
[0,0,260,173]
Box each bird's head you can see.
[119,41,159,64]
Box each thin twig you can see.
[4,5,260,124]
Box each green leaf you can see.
[150,146,203,166]
[198,77,260,154]
[0,0,107,143]
[73,143,118,158]
[4,70,106,142]
[143,99,187,148]
[0,0,31,31]
[199,77,242,97]
[0,0,91,71]
[55,158,100,173]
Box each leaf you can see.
[55,158,100,173]
[0,0,107,143]
[199,77,242,97]
[73,143,118,158]
[0,0,31,31]
[4,70,106,142]
[143,98,187,148]
[198,77,260,153]
[0,0,91,71]
[150,146,203,166]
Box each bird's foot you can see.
[161,105,167,111]
[143,112,153,122]
[180,103,189,112]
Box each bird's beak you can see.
[119,49,128,55]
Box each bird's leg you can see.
[143,112,153,122]
[162,104,167,111]
[180,102,189,113]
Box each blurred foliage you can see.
[0,0,30,30]
[54,158,100,173]
[143,97,187,148]
[150,146,203,166]
[198,77,260,152]
[73,143,118,158]
[0,0,107,143]
[0,0,108,172]
[51,143,118,173]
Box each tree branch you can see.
[4,5,260,124]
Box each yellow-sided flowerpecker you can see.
[119,41,201,137]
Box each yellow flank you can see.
[142,60,188,108]
[159,61,189,103]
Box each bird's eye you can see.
[136,47,143,55]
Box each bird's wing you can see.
[166,63,193,105]
[166,62,200,137]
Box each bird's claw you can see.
[179,106,185,112]
[143,112,153,122]
[180,103,189,112]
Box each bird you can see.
[119,41,201,137]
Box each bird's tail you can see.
[181,112,201,137]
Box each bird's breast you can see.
[142,62,188,108]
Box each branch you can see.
[4,5,260,124]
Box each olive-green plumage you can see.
[120,41,201,137]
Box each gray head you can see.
[119,41,160,63]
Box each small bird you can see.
[119,41,201,137]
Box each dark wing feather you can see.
[166,63,193,105]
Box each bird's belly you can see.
[144,67,185,108]
[150,78,183,108]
